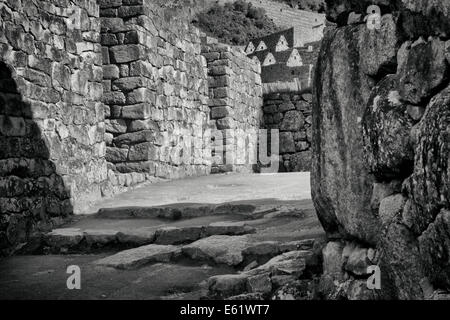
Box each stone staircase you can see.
[41,201,324,299]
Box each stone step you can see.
[93,244,181,270]
[44,222,257,253]
[182,235,252,267]
[87,234,317,273]
[95,203,257,220]
[203,250,318,299]
[182,235,316,267]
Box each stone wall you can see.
[0,0,106,253]
[263,91,312,172]
[202,38,263,173]
[313,0,450,299]
[100,0,211,183]
[0,0,265,255]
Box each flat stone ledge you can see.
[93,244,182,270]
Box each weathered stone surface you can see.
[154,226,203,245]
[45,228,84,249]
[279,132,295,154]
[84,229,119,246]
[359,14,400,77]
[247,250,310,278]
[315,0,450,300]
[279,239,315,252]
[106,147,128,163]
[379,194,406,227]
[271,280,315,300]
[370,180,402,212]
[205,274,248,299]
[116,228,156,246]
[398,38,448,105]
[406,85,450,234]
[321,241,344,278]
[363,75,415,179]
[242,241,280,262]
[105,119,127,134]
[263,93,311,173]
[246,274,272,294]
[103,64,120,79]
[93,244,181,269]
[280,110,305,131]
[182,235,250,266]
[282,151,311,172]
[0,115,26,137]
[204,248,314,299]
[312,24,377,244]
[204,222,256,237]
[342,243,370,276]
[110,45,142,63]
[418,209,450,288]
[128,142,159,161]
[379,222,424,299]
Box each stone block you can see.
[0,115,26,137]
[128,119,159,132]
[217,117,234,130]
[113,130,162,146]
[112,77,146,92]
[105,119,127,134]
[279,132,295,154]
[106,147,129,163]
[103,92,126,105]
[121,103,151,119]
[128,142,160,161]
[103,64,120,79]
[110,44,142,63]
[211,106,232,119]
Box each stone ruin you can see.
[0,0,313,255]
[3,0,448,301]
[313,0,450,299]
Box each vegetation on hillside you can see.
[274,0,326,13]
[193,1,280,46]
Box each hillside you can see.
[272,0,325,12]
[193,1,280,46]
[213,0,326,31]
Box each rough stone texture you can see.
[363,75,416,180]
[0,0,106,254]
[93,244,181,269]
[360,14,400,77]
[204,222,256,237]
[398,38,448,105]
[312,22,377,244]
[100,0,211,185]
[247,250,310,278]
[314,0,450,299]
[44,228,84,250]
[318,241,384,300]
[263,92,312,172]
[203,40,263,174]
[154,226,203,245]
[203,249,318,299]
[100,1,265,182]
[182,235,250,266]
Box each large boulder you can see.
[314,0,450,299]
[311,23,378,244]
